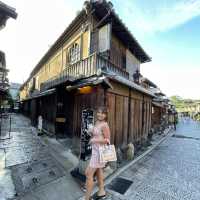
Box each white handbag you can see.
[99,144,117,163]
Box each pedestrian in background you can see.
[37,115,43,136]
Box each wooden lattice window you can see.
[68,43,80,64]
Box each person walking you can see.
[82,107,111,200]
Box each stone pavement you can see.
[0,113,83,200]
[105,119,200,200]
[2,114,199,200]
[0,113,171,200]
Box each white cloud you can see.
[141,63,200,100]
[113,0,200,33]
[0,0,82,83]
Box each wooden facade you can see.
[152,104,162,132]
[0,3,17,105]
[19,1,155,148]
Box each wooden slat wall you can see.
[107,93,116,144]
[142,97,152,141]
[110,34,126,69]
[106,92,129,146]
[152,106,162,126]
[115,95,124,146]
[129,98,136,143]
[64,81,153,148]
[41,94,56,123]
[123,97,129,145]
[105,81,153,147]
[71,86,104,137]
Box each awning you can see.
[109,75,155,97]
[66,74,156,97]
[152,102,164,108]
[34,88,56,98]
[21,88,56,102]
[66,76,113,91]
[140,77,157,88]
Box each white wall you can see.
[98,24,111,53]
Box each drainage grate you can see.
[107,177,133,194]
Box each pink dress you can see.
[89,122,110,168]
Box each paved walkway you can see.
[0,114,83,200]
[107,118,200,199]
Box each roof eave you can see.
[111,12,151,63]
[0,2,17,19]
[29,10,86,78]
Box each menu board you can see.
[80,109,94,160]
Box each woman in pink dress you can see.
[84,107,110,200]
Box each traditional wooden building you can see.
[152,91,167,131]
[140,77,170,133]
[0,51,9,103]
[20,0,155,148]
[0,1,17,106]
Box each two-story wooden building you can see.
[20,0,155,148]
[0,1,17,106]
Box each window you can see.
[68,43,80,64]
[122,54,126,70]
[35,76,39,89]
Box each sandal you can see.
[95,194,106,200]
[81,185,86,192]
[78,196,94,200]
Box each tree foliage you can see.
[170,96,200,112]
[170,96,185,109]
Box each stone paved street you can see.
[1,114,200,200]
[0,114,83,200]
[106,118,200,200]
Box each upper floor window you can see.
[122,54,126,70]
[68,43,80,64]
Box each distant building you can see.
[9,82,21,101]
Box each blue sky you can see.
[112,0,200,99]
[0,0,199,99]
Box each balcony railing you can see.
[40,53,129,91]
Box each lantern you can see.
[78,86,93,94]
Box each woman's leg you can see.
[85,166,97,200]
[96,168,106,196]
